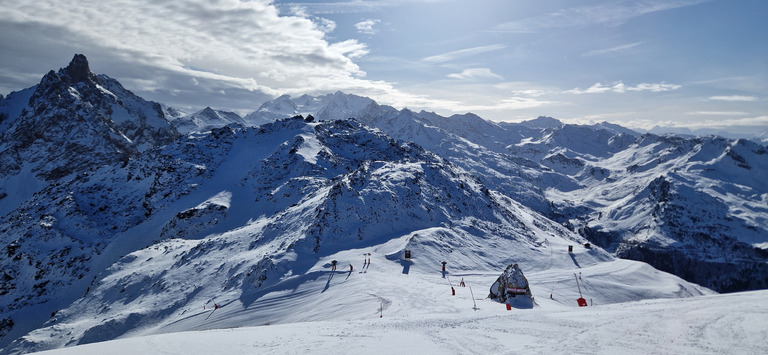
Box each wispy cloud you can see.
[582,42,642,57]
[462,97,555,111]
[492,82,552,97]
[690,76,766,93]
[630,82,683,92]
[285,5,336,33]
[682,115,768,129]
[708,95,759,102]
[447,68,503,81]
[686,111,750,116]
[566,81,681,94]
[495,0,711,33]
[355,19,381,34]
[422,44,506,63]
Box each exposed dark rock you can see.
[63,54,93,83]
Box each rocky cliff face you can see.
[0,54,177,183]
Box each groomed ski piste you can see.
[32,291,768,355]
[26,239,768,354]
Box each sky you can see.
[0,0,766,137]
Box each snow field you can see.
[124,231,708,338]
[33,283,767,354]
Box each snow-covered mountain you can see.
[166,106,246,134]
[0,54,178,216]
[244,91,393,126]
[2,112,706,353]
[502,125,767,292]
[248,93,768,293]
[0,57,764,354]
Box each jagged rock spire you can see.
[63,54,92,83]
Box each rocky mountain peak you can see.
[199,106,216,116]
[0,55,178,183]
[62,54,93,83]
[522,116,563,129]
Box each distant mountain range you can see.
[246,91,768,292]
[0,55,765,353]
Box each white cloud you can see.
[329,40,370,59]
[708,95,759,102]
[566,81,681,94]
[316,17,338,33]
[566,83,616,94]
[422,44,506,63]
[355,19,381,34]
[0,0,396,112]
[447,68,503,81]
[275,0,446,15]
[627,82,682,92]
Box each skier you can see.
[332,260,337,271]
[350,263,354,272]
[460,278,465,287]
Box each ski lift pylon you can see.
[575,273,588,307]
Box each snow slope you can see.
[248,93,768,293]
[33,289,768,355]
[167,107,246,134]
[13,231,712,354]
[0,117,709,354]
[243,92,381,126]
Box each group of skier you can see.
[327,253,476,301]
[330,252,373,272]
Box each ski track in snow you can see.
[33,288,768,355]
[21,240,735,354]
